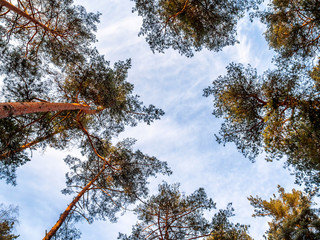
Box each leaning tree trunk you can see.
[0,102,92,119]
[43,164,106,240]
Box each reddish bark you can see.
[0,102,91,119]
[43,164,106,240]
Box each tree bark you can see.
[43,164,106,240]
[0,0,60,35]
[0,102,91,119]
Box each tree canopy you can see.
[118,182,216,239]
[131,0,261,57]
[2,0,320,238]
[0,0,99,60]
[0,45,163,185]
[207,206,252,240]
[258,0,320,58]
[0,204,19,240]
[0,1,170,238]
[44,139,171,239]
[248,186,320,239]
[204,58,320,188]
[119,182,251,240]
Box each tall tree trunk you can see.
[0,102,91,119]
[43,164,106,240]
[0,0,59,35]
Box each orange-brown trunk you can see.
[0,102,90,119]
[43,164,106,240]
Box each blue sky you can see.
[0,0,303,239]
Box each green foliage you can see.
[57,48,164,127]
[0,204,19,240]
[119,183,251,240]
[1,1,169,236]
[248,186,320,239]
[132,0,261,57]
[58,139,171,234]
[0,118,30,185]
[204,63,264,161]
[258,0,320,58]
[118,182,216,239]
[0,221,18,240]
[204,59,320,188]
[207,204,252,240]
[0,46,164,184]
[0,0,100,61]
[52,216,81,240]
[0,0,104,183]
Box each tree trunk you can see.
[0,102,91,119]
[43,164,106,240]
[0,0,59,35]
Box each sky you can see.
[0,0,305,239]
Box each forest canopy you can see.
[0,0,320,239]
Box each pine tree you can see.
[118,183,251,240]
[0,2,170,237]
[0,0,99,59]
[118,182,216,240]
[204,58,320,188]
[0,47,164,185]
[131,0,261,57]
[207,205,252,240]
[0,204,19,240]
[248,186,320,239]
[258,0,320,58]
[44,139,171,240]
